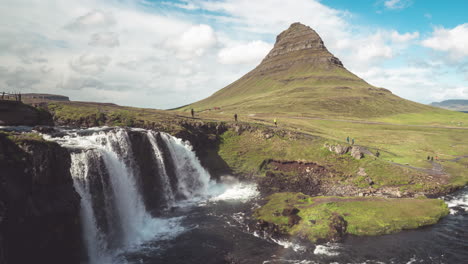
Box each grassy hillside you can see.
[217,127,468,194]
[183,64,436,119]
[47,101,187,132]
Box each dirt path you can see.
[277,116,468,130]
[392,160,446,176]
[390,155,468,186]
[299,196,384,209]
[447,155,468,162]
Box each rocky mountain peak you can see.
[258,22,343,71]
[268,22,325,57]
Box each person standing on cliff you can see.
[234,113,238,122]
[191,108,194,118]
[346,136,350,144]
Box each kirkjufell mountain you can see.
[184,22,434,118]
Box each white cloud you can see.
[2,67,41,89]
[164,0,200,10]
[70,53,112,75]
[65,10,116,31]
[357,65,468,103]
[432,86,468,101]
[422,24,468,60]
[218,40,272,64]
[358,66,432,102]
[165,24,218,59]
[89,32,119,47]
[384,0,412,10]
[391,31,419,43]
[352,33,393,65]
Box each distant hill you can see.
[431,99,468,112]
[19,93,70,105]
[183,22,438,118]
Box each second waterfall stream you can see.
[45,127,258,264]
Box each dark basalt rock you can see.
[288,214,302,227]
[258,160,337,196]
[327,213,347,242]
[0,101,53,126]
[33,125,57,134]
[127,130,167,213]
[282,207,300,216]
[174,122,232,179]
[253,219,285,239]
[0,133,83,264]
[281,207,302,227]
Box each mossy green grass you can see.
[255,192,449,242]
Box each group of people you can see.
[427,156,439,161]
[346,136,355,145]
[1,92,22,101]
[189,109,284,130]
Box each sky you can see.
[0,0,467,109]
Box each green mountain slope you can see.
[183,23,440,118]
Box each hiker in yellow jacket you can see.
[274,118,277,127]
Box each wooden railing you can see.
[0,92,22,102]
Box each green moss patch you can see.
[255,192,449,243]
[3,131,45,143]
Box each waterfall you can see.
[159,132,212,200]
[146,131,175,206]
[70,151,112,264]
[46,127,213,264]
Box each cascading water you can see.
[146,131,175,206]
[46,127,218,264]
[159,132,212,200]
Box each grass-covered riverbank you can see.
[255,192,449,243]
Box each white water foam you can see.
[313,243,341,256]
[208,176,259,202]
[271,238,307,252]
[253,231,306,253]
[263,259,317,264]
[406,256,418,264]
[444,190,468,215]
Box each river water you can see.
[117,186,468,264]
